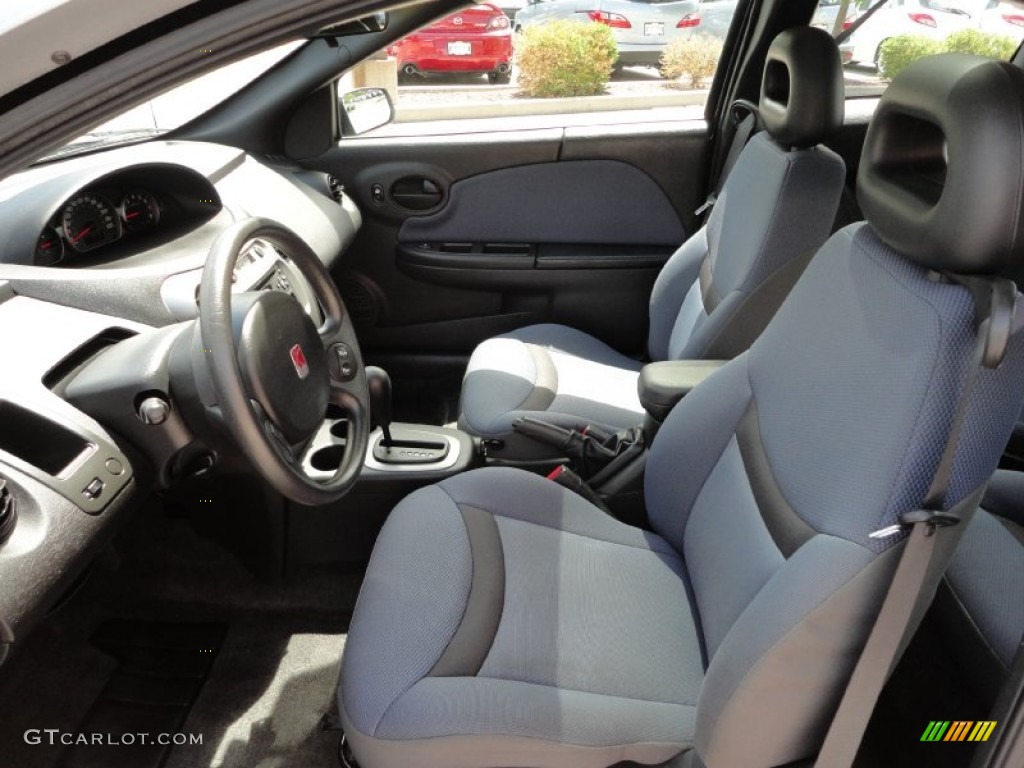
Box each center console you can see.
[284,365,479,568]
[301,366,476,482]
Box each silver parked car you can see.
[514,0,700,67]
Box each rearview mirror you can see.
[340,87,395,136]
[316,13,388,37]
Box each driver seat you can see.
[338,55,1024,768]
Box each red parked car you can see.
[388,3,514,84]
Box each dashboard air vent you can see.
[0,477,16,546]
[327,175,345,203]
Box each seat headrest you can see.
[759,27,844,148]
[858,54,1024,276]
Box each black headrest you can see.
[858,54,1024,275]
[759,27,844,148]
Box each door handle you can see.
[390,177,444,211]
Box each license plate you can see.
[644,22,664,36]
[447,41,472,55]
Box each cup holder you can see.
[310,445,345,472]
[330,420,349,439]
[326,403,347,420]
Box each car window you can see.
[819,0,1024,98]
[49,41,302,161]
[340,0,734,138]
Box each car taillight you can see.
[487,15,511,30]
[677,13,701,28]
[1002,12,1024,26]
[908,12,937,27]
[842,19,854,30]
[587,11,632,28]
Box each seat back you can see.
[648,27,846,362]
[645,54,1024,767]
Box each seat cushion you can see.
[339,467,703,768]
[458,324,645,444]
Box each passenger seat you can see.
[458,27,847,458]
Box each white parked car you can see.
[514,0,699,68]
[977,0,1024,36]
[844,0,973,65]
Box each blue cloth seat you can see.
[459,29,848,455]
[339,51,1024,768]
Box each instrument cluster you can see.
[36,187,164,265]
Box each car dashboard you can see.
[0,139,362,664]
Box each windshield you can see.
[42,41,302,162]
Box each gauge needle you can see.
[71,225,93,244]
[125,211,140,220]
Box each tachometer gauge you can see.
[35,227,64,265]
[121,190,160,231]
[61,194,122,252]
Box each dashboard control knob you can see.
[137,396,170,425]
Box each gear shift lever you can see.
[365,366,393,446]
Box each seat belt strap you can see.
[697,99,761,218]
[815,276,1019,768]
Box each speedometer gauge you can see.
[61,194,122,252]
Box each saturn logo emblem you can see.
[289,344,310,380]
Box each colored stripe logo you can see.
[920,721,997,742]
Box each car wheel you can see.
[488,70,512,85]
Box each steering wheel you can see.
[199,217,369,505]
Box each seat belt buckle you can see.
[869,508,961,540]
[695,195,716,217]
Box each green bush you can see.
[942,28,1017,60]
[878,30,1018,81]
[516,20,617,98]
[660,36,724,88]
[877,35,943,81]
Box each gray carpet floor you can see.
[0,503,364,768]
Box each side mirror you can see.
[340,87,395,136]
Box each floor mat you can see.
[164,617,345,768]
[58,620,227,768]
[0,510,360,768]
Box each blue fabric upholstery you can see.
[660,135,847,361]
[343,219,1024,767]
[458,136,845,450]
[340,468,702,765]
[458,324,645,439]
[946,505,1024,669]
[639,224,1024,765]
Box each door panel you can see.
[314,121,709,360]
